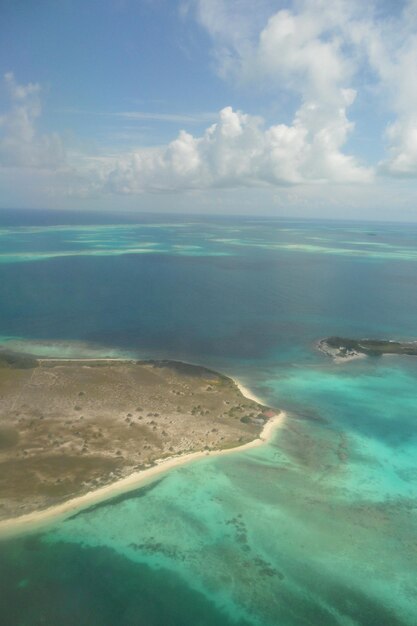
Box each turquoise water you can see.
[0,211,416,625]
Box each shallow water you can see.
[0,211,416,625]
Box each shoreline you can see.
[316,340,367,364]
[0,380,285,541]
[233,379,266,405]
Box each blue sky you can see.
[1,0,417,220]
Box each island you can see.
[318,336,417,360]
[0,350,280,523]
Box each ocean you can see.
[0,209,416,625]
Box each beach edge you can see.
[0,381,285,540]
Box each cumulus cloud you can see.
[1,65,370,197]
[101,102,371,195]
[181,0,372,188]
[98,0,372,194]
[0,73,65,169]
[7,0,417,204]
[192,0,417,180]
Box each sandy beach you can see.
[0,377,286,540]
[0,356,279,522]
[233,379,266,404]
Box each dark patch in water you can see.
[0,537,253,626]
[292,409,329,424]
[67,478,165,520]
[314,573,408,626]
[0,350,37,369]
[22,535,43,552]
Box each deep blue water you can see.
[0,210,416,625]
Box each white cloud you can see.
[100,102,371,195]
[360,1,417,176]
[95,0,371,195]
[0,73,65,169]
[184,0,371,187]
[7,0,417,209]
[249,7,350,96]
[115,110,216,124]
[198,0,417,182]
[190,0,417,180]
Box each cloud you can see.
[97,0,371,195]
[58,107,216,125]
[182,0,371,187]
[362,1,417,176]
[7,0,417,207]
[115,110,216,124]
[252,5,354,100]
[0,73,65,169]
[191,0,417,180]
[100,102,371,195]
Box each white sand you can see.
[234,379,266,405]
[0,382,285,540]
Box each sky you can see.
[1,0,417,220]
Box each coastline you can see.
[316,340,367,364]
[0,379,285,541]
[233,379,266,405]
